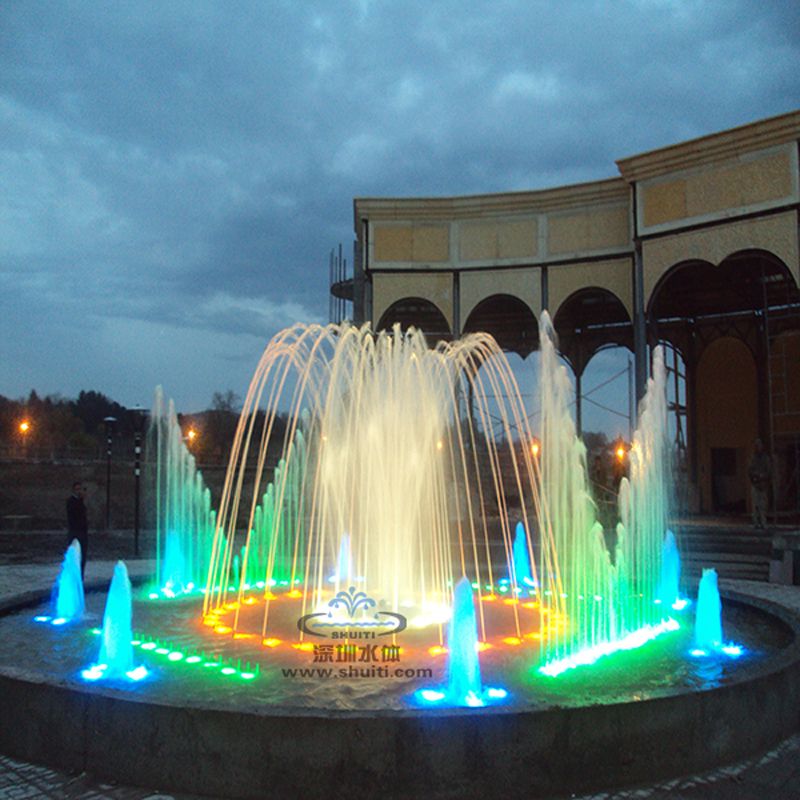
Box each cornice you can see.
[616,109,800,183]
[354,176,629,224]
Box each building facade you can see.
[332,111,800,517]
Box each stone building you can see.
[331,111,800,517]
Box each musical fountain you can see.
[0,314,798,799]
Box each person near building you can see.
[66,481,89,578]
[747,439,771,530]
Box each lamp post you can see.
[103,416,117,532]
[132,406,147,557]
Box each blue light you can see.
[722,644,744,658]
[51,617,68,626]
[418,689,445,703]
[689,648,708,657]
[33,615,51,623]
[486,687,508,699]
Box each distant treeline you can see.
[0,389,288,465]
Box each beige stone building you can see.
[331,111,800,517]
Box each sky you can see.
[2,1,799,431]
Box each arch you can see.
[375,297,452,345]
[553,287,633,376]
[462,293,539,358]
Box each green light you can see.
[220,667,236,675]
[167,652,184,662]
[131,639,141,646]
[185,656,202,664]
[155,647,169,655]
[90,627,101,635]
[141,642,156,651]
[240,672,256,680]
[204,662,220,669]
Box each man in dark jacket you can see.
[66,481,88,578]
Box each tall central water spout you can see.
[99,561,135,677]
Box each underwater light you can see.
[51,617,67,626]
[220,667,236,676]
[672,599,689,611]
[540,619,680,677]
[203,662,221,669]
[721,644,744,657]
[185,656,202,664]
[167,652,184,662]
[486,688,508,699]
[126,666,149,681]
[140,642,156,651]
[464,691,484,707]
[689,648,708,657]
[148,593,159,600]
[240,672,256,680]
[33,615,51,623]
[155,647,169,655]
[81,664,108,681]
[418,689,445,703]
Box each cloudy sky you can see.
[2,1,799,425]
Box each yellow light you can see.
[233,632,255,640]
[524,632,542,640]
[186,428,197,441]
[286,589,303,599]
[436,440,444,451]
[502,598,519,606]
[262,638,281,648]
[292,642,314,652]
[521,601,539,609]
[243,597,256,605]
[481,594,497,602]
[428,645,448,656]
[531,440,540,457]
[616,446,626,462]
[224,602,239,610]
[502,636,522,646]
[476,641,492,652]
[214,625,232,635]
[19,420,30,434]
[203,616,219,627]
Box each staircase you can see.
[676,522,772,583]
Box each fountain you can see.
[658,530,682,609]
[53,540,85,623]
[147,386,216,595]
[82,562,147,682]
[4,317,797,799]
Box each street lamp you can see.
[103,416,117,532]
[132,406,147,557]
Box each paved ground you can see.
[0,547,798,799]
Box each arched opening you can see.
[376,297,452,346]
[462,294,538,357]
[553,288,633,440]
[648,249,800,517]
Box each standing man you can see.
[747,439,771,531]
[66,481,88,578]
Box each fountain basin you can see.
[0,585,798,798]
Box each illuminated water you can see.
[98,562,135,677]
[537,315,673,671]
[148,387,216,593]
[694,569,723,651]
[54,540,85,622]
[204,323,542,645]
[658,530,681,608]
[512,521,534,588]
[447,577,482,705]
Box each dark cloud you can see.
[1,0,799,417]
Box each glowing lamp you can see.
[530,439,540,458]
[19,420,30,434]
